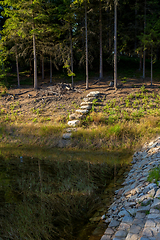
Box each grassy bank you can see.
[0,85,160,153]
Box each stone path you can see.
[101,137,160,240]
[61,91,100,142]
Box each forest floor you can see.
[1,75,160,151]
[1,76,160,122]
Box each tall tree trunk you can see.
[42,54,44,80]
[33,33,38,89]
[139,49,142,71]
[114,0,117,90]
[70,26,74,89]
[134,0,137,53]
[151,44,153,86]
[99,0,103,79]
[143,0,146,80]
[50,54,52,83]
[29,58,32,77]
[31,0,38,89]
[85,0,89,90]
[15,46,20,88]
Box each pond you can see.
[0,147,132,240]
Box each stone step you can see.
[75,109,89,114]
[67,120,80,127]
[80,105,92,110]
[80,101,93,106]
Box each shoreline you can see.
[100,136,160,240]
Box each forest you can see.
[0,0,160,90]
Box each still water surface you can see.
[0,147,132,240]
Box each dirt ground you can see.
[1,76,160,122]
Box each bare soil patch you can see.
[1,76,160,122]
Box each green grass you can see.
[148,166,160,184]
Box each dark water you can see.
[0,147,132,240]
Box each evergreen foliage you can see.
[1,0,160,88]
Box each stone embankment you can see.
[100,137,160,240]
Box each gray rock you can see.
[129,225,141,234]
[80,105,92,110]
[126,233,139,240]
[118,210,130,217]
[80,101,93,106]
[83,97,96,102]
[135,212,146,219]
[115,230,127,238]
[137,206,150,213]
[108,220,120,228]
[156,232,160,240]
[147,214,160,219]
[62,133,72,139]
[101,235,111,240]
[140,238,150,240]
[87,91,100,97]
[151,198,160,209]
[155,188,160,198]
[122,216,133,224]
[104,228,114,235]
[142,228,153,237]
[76,109,89,114]
[69,113,84,120]
[67,120,80,127]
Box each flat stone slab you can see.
[80,101,93,106]
[62,133,72,139]
[80,105,92,110]
[69,113,84,120]
[126,233,139,240]
[83,97,96,102]
[76,109,89,114]
[115,230,127,238]
[67,120,80,127]
[108,220,120,228]
[87,91,100,97]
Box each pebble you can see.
[100,137,160,240]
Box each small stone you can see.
[104,228,114,235]
[108,220,120,228]
[156,232,160,240]
[115,230,127,238]
[147,214,160,219]
[130,225,141,234]
[87,91,100,97]
[122,216,133,224]
[155,189,160,198]
[80,101,93,105]
[67,120,80,127]
[62,133,72,139]
[118,222,130,231]
[140,238,150,240]
[101,235,111,240]
[151,198,160,209]
[145,220,156,228]
[137,206,150,213]
[148,188,156,197]
[83,97,96,102]
[76,109,89,114]
[135,212,146,219]
[118,210,130,217]
[142,228,153,237]
[69,113,84,120]
[126,233,139,240]
[80,105,92,110]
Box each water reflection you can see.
[0,148,131,240]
